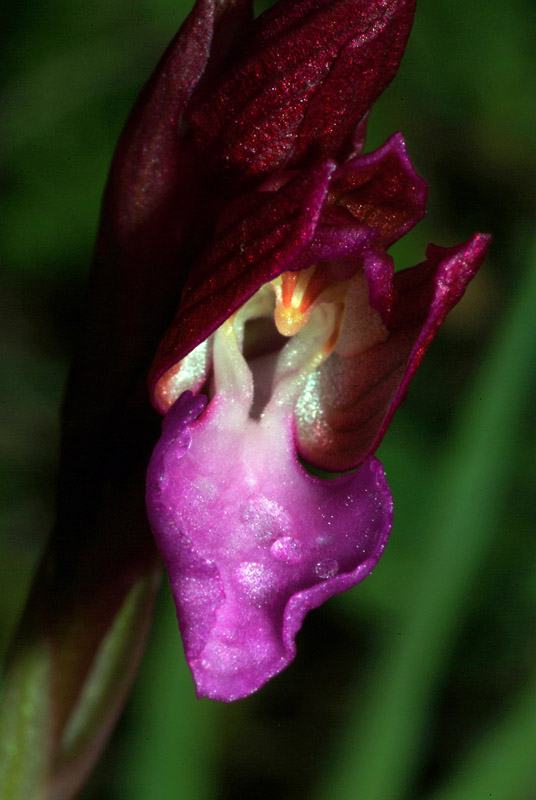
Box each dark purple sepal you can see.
[362,248,396,325]
[295,233,492,471]
[188,0,417,186]
[149,134,428,407]
[149,161,335,402]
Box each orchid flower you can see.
[102,0,491,702]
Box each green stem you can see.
[0,565,159,800]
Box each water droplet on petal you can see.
[314,559,339,579]
[270,537,304,564]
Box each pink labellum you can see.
[147,388,392,700]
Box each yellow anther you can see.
[274,304,311,337]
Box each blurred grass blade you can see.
[0,569,159,800]
[118,584,217,800]
[317,240,536,800]
[0,635,50,800]
[51,571,159,800]
[428,669,536,800]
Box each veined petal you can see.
[149,135,428,409]
[188,0,416,185]
[149,161,335,408]
[146,389,392,701]
[295,233,492,471]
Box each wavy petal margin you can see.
[331,132,428,249]
[146,392,393,701]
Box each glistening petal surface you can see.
[146,392,393,701]
[331,132,428,250]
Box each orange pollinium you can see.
[273,265,347,340]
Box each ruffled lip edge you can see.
[190,456,392,702]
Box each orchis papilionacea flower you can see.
[103,0,491,701]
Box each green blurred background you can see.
[1,0,536,797]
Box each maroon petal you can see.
[288,218,378,273]
[330,132,428,249]
[289,134,427,320]
[149,161,335,398]
[188,0,416,186]
[295,233,492,471]
[278,134,427,292]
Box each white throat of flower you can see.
[154,269,388,438]
[155,277,343,421]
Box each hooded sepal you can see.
[149,161,336,407]
[100,0,253,260]
[188,0,417,186]
[149,134,427,410]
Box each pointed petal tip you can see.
[426,231,492,263]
